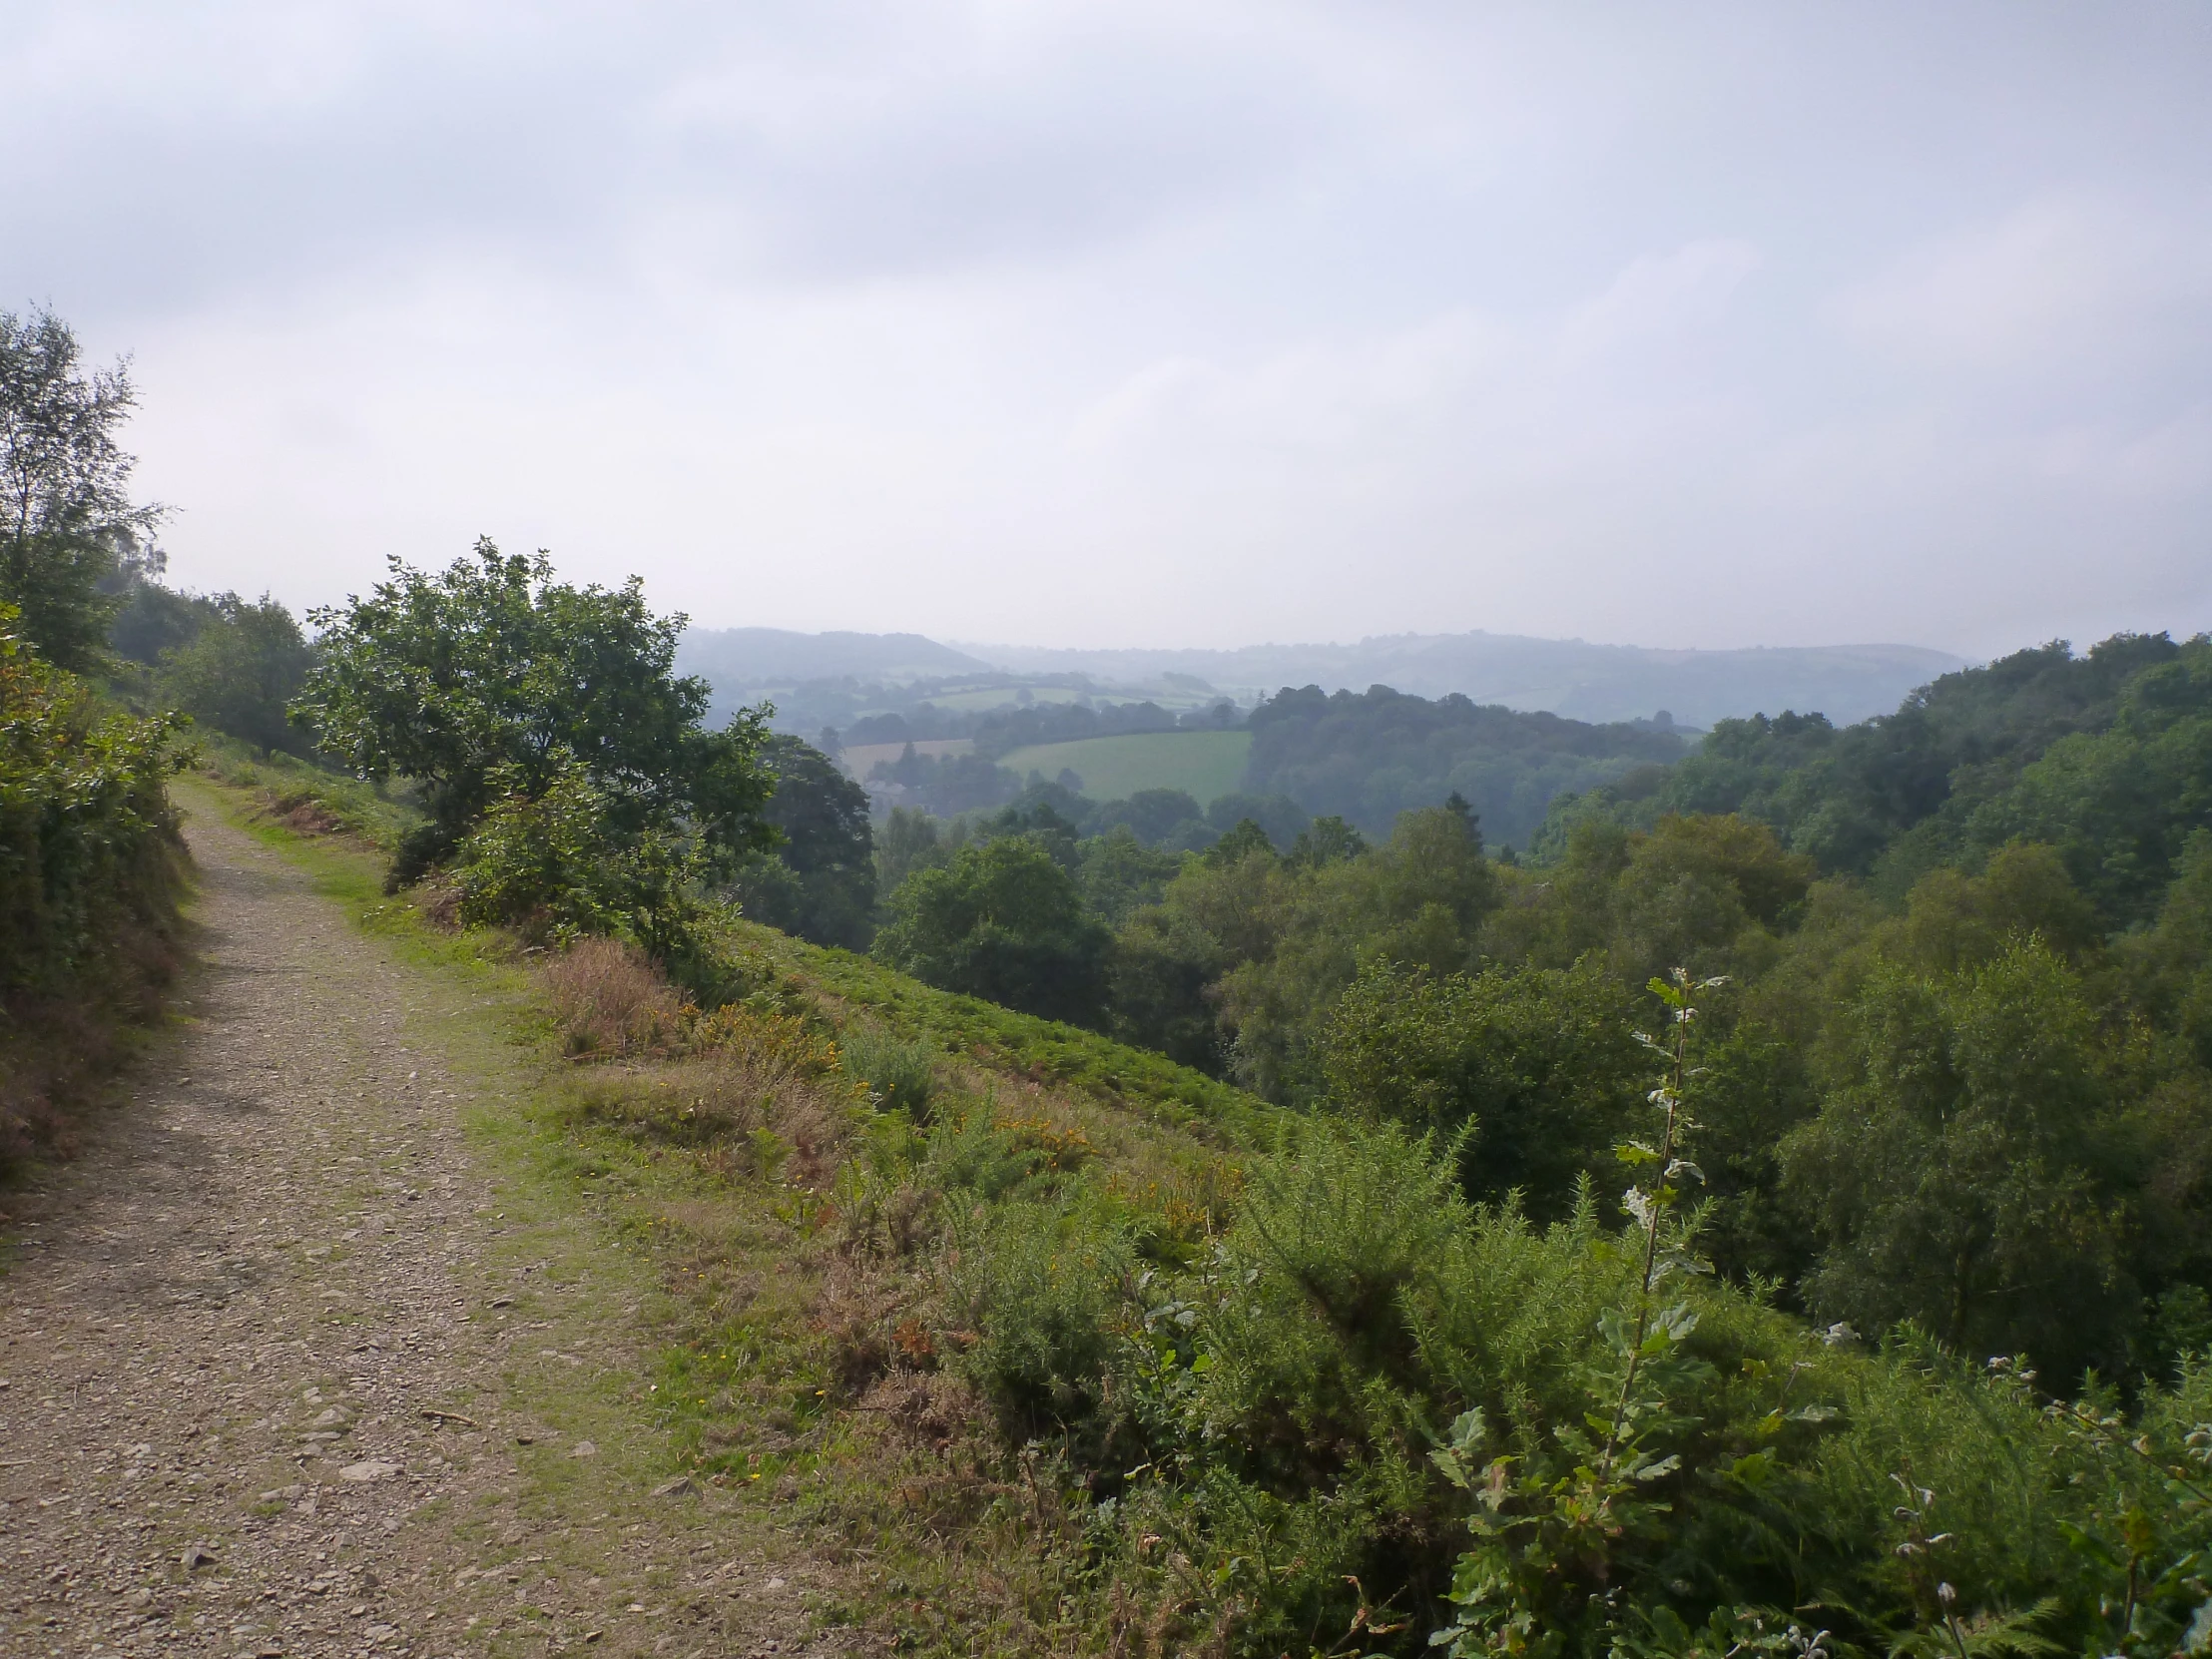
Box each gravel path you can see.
[1,799,846,1658]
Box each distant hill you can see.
[677,624,1968,736]
[678,627,990,691]
[957,633,1966,728]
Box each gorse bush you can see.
[836,1024,937,1120]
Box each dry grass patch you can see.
[541,936,686,1059]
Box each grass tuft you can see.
[542,936,687,1059]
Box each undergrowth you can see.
[1,608,191,1174]
[551,936,2212,1658]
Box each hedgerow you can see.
[0,604,188,1166]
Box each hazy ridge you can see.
[684,624,1965,728]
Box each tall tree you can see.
[1782,940,2143,1381]
[0,306,165,670]
[728,735,877,949]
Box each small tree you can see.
[0,306,165,670]
[293,539,775,883]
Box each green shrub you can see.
[944,1190,1136,1441]
[837,1024,937,1120]
[454,753,705,958]
[0,604,187,1165]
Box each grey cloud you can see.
[6,1,2210,656]
[5,2,1347,313]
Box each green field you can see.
[999,729,1253,804]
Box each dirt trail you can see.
[1,798,846,1658]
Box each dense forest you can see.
[1243,680,1690,845]
[13,295,2212,1655]
[865,633,2212,1372]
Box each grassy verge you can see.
[182,774,1261,1654]
[724,922,1274,1144]
[194,736,425,849]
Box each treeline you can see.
[1245,681,1690,848]
[967,695,1239,758]
[710,668,1229,751]
[847,693,1235,758]
[110,584,318,754]
[856,683,1699,853]
[1534,632,2203,917]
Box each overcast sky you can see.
[8,2,2210,656]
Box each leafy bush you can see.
[455,754,706,957]
[0,603,187,1164]
[293,538,775,883]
